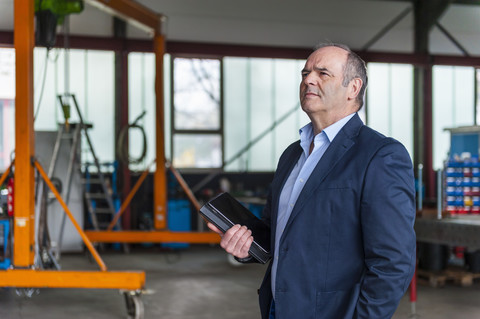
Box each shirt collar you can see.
[299,112,356,147]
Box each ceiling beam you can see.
[4,31,480,66]
[85,0,163,35]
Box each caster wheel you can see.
[123,291,144,319]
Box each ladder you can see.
[36,119,84,266]
[83,161,121,230]
[52,94,121,250]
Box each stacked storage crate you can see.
[445,158,480,215]
[444,126,480,215]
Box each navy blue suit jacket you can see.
[257,114,416,319]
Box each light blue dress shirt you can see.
[271,113,356,298]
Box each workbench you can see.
[415,213,480,250]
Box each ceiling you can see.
[1,0,480,55]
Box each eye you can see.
[301,71,309,78]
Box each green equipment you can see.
[35,0,84,48]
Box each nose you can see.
[303,72,316,86]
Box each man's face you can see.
[299,46,350,116]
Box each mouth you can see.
[304,91,319,98]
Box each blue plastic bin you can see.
[163,200,191,249]
[0,219,11,269]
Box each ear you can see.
[347,78,362,101]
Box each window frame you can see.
[169,54,224,170]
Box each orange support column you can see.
[154,33,167,229]
[13,0,35,267]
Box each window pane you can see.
[33,48,115,164]
[477,69,480,125]
[0,49,15,171]
[223,57,307,172]
[249,58,274,171]
[34,48,60,130]
[433,66,475,169]
[85,50,115,163]
[0,49,15,100]
[128,53,171,171]
[273,59,308,164]
[0,99,14,170]
[223,57,249,171]
[367,63,414,159]
[173,134,222,168]
[173,58,220,130]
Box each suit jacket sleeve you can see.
[355,140,416,318]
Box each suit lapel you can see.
[281,114,363,236]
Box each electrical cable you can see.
[34,48,51,122]
[117,111,148,165]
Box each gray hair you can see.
[314,42,368,110]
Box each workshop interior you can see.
[2,0,480,318]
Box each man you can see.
[208,43,416,319]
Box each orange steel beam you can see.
[86,0,162,34]
[85,231,221,244]
[0,164,12,187]
[167,162,201,212]
[34,160,107,271]
[107,159,156,231]
[14,0,36,267]
[0,269,145,290]
[154,33,167,230]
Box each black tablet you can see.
[200,192,271,264]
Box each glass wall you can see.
[5,45,478,175]
[0,48,15,170]
[224,57,308,171]
[366,63,414,159]
[128,55,308,172]
[0,47,116,171]
[34,48,115,165]
[127,52,171,172]
[433,65,475,169]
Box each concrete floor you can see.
[1,245,480,319]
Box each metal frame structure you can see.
[76,2,221,245]
[0,0,146,277]
[3,0,220,253]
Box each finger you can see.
[233,229,252,255]
[238,235,254,259]
[221,224,242,244]
[223,225,248,253]
[207,223,223,235]
[219,224,241,250]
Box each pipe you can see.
[437,169,443,220]
[418,164,423,211]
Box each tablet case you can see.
[200,192,271,264]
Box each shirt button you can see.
[299,178,304,183]
[290,203,294,208]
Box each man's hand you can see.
[207,223,253,259]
